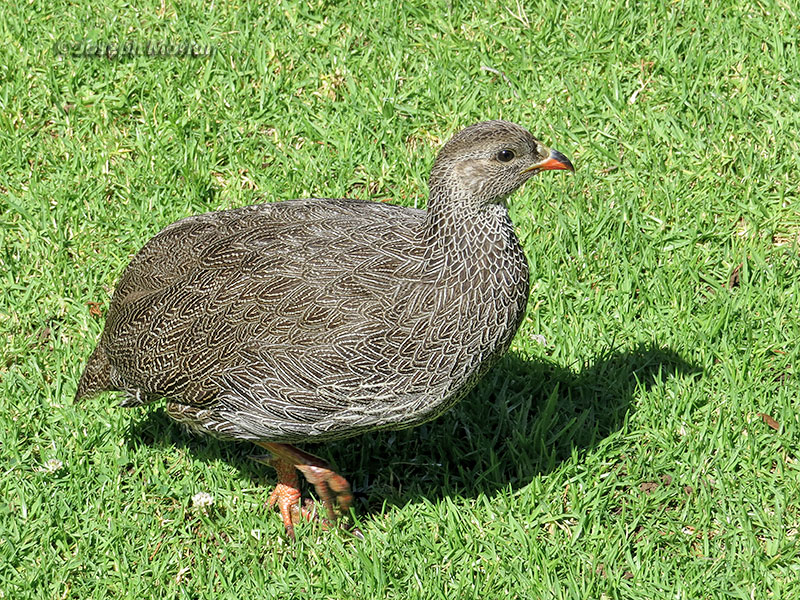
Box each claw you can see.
[253,442,357,539]
[296,463,354,521]
[346,524,365,540]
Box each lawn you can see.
[1,0,799,598]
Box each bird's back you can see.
[78,195,529,443]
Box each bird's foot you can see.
[294,463,353,521]
[258,456,313,540]
[253,442,362,539]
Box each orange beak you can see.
[525,148,574,173]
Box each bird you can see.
[75,120,574,539]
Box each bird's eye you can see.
[496,149,515,162]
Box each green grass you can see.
[1,0,799,598]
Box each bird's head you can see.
[428,120,574,209]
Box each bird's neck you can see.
[421,178,531,365]
[422,179,523,277]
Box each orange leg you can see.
[253,442,358,539]
[263,456,312,540]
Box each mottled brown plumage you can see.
[76,120,573,537]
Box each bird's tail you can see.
[75,345,113,402]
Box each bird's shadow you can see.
[126,342,700,514]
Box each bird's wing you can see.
[101,200,439,419]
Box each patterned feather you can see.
[76,121,573,447]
